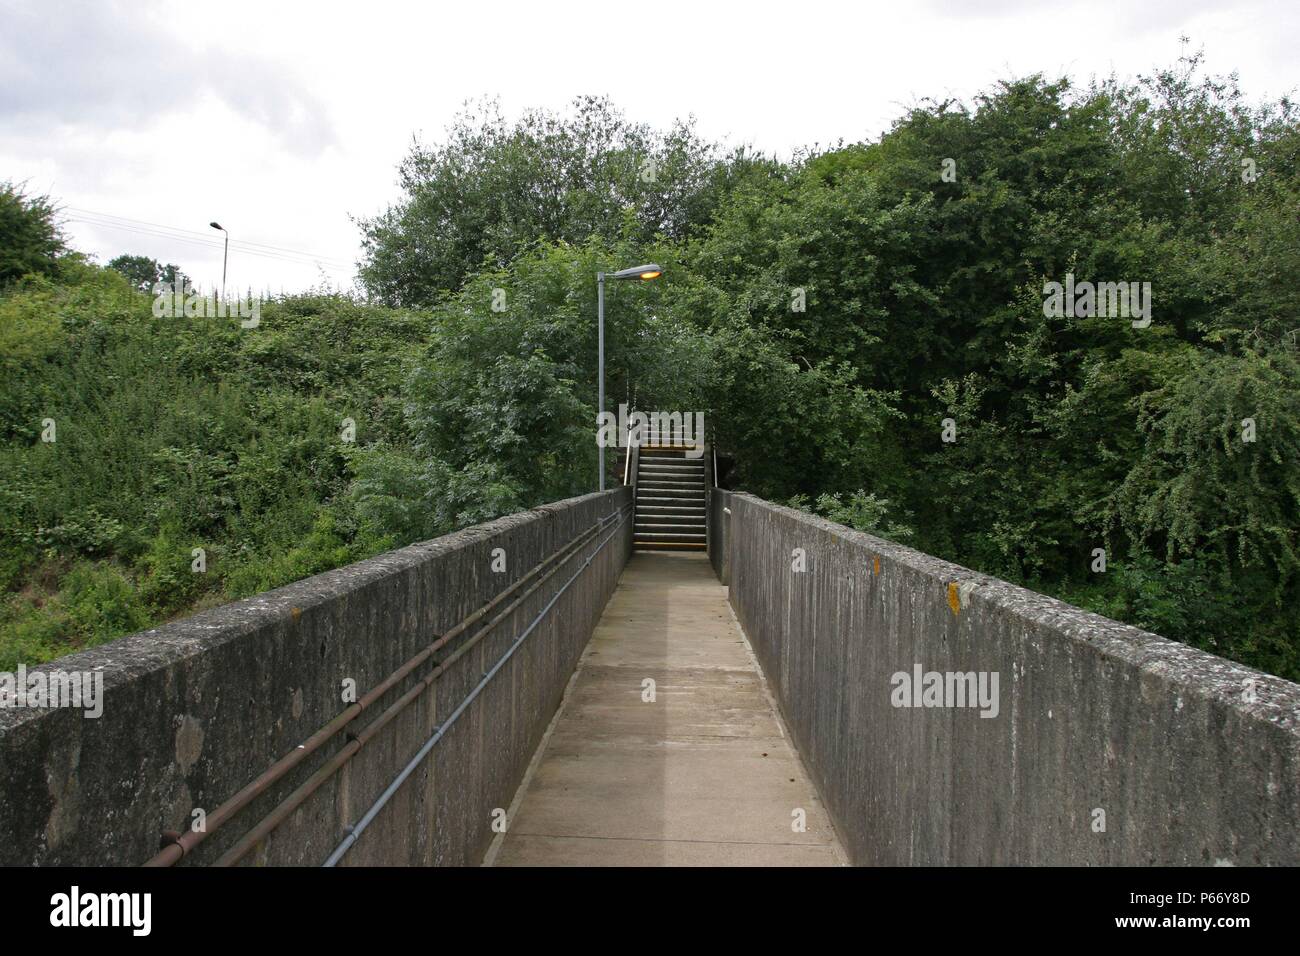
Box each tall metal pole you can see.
[211,222,229,301]
[597,271,606,492]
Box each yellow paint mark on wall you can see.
[873,556,881,575]
[947,582,961,616]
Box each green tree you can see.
[349,238,702,544]
[107,254,161,291]
[0,181,66,284]
[357,96,780,306]
[105,254,187,293]
[684,57,1300,677]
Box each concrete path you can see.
[491,552,844,866]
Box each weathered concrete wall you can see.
[719,490,1300,865]
[0,489,633,866]
[706,486,730,584]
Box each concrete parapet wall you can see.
[717,490,1300,865]
[707,487,730,584]
[0,489,633,866]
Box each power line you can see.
[63,206,355,269]
[68,217,309,263]
[67,212,353,269]
[66,206,354,265]
[66,217,355,274]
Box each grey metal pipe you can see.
[322,506,630,867]
[597,271,605,492]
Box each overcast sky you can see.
[2,0,1295,296]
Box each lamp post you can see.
[597,263,663,491]
[209,222,228,300]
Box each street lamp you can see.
[597,263,663,491]
[209,222,228,300]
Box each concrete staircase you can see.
[633,442,706,551]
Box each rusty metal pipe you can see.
[323,507,630,866]
[213,504,631,867]
[144,508,621,867]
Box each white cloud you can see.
[0,0,334,151]
[1,0,1294,295]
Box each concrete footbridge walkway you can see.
[490,552,842,866]
[2,483,1298,867]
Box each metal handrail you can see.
[623,421,633,485]
[323,504,632,866]
[623,409,640,487]
[146,504,627,868]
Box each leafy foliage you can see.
[357,96,781,306]
[0,181,67,285]
[675,54,1300,677]
[349,239,704,545]
[106,254,186,293]
[0,268,425,664]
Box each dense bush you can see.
[0,268,426,665]
[0,181,67,286]
[678,56,1300,678]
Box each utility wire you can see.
[67,214,352,269]
[65,217,349,271]
[63,206,355,269]
[66,206,354,265]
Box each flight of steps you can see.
[633,443,707,551]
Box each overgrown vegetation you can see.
[1,182,67,285]
[0,259,427,667]
[3,55,1298,679]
